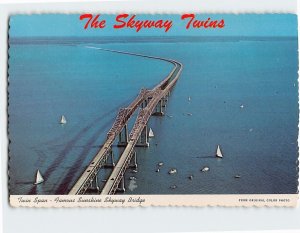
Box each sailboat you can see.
[148,128,154,137]
[188,96,191,102]
[216,145,223,158]
[34,169,44,185]
[60,115,67,124]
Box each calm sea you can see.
[8,37,298,195]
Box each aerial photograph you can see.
[8,14,298,195]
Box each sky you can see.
[9,14,298,37]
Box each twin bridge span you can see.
[69,46,183,195]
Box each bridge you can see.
[68,47,183,195]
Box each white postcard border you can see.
[10,194,299,207]
[1,1,300,233]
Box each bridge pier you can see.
[104,149,115,168]
[162,96,168,108]
[88,175,100,193]
[116,176,126,193]
[129,151,138,168]
[118,124,128,147]
[136,126,149,147]
[152,100,164,116]
[141,99,149,109]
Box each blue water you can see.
[8,37,298,194]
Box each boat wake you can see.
[28,99,132,195]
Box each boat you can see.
[156,168,160,173]
[129,176,137,180]
[188,96,191,102]
[60,115,67,124]
[170,185,177,189]
[188,175,194,180]
[131,169,138,173]
[34,169,44,185]
[216,145,223,158]
[240,104,244,109]
[158,162,164,166]
[187,113,192,116]
[168,168,177,174]
[201,166,210,172]
[235,175,241,179]
[148,128,154,137]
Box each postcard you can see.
[8,13,298,207]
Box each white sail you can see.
[34,169,44,185]
[148,128,154,137]
[60,115,67,124]
[216,145,223,158]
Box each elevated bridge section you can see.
[69,47,182,195]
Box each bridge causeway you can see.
[68,47,183,195]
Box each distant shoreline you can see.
[9,35,298,45]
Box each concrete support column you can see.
[136,126,149,147]
[104,149,115,168]
[118,124,128,147]
[141,99,148,109]
[129,151,138,168]
[117,176,125,193]
[152,100,164,116]
[89,175,100,193]
[162,96,167,108]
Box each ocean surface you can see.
[8,37,299,195]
